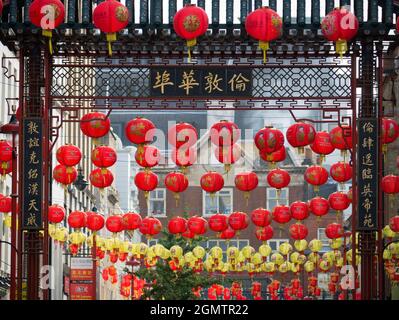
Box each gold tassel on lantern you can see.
[259,41,269,63]
[186,38,196,62]
[42,29,53,55]
[106,33,117,56]
[174,193,180,207]
[224,164,231,174]
[244,192,250,206]
[335,39,347,60]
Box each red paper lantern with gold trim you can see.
[267,168,290,191]
[325,223,344,239]
[309,196,330,219]
[272,205,291,225]
[245,7,282,63]
[135,145,160,169]
[56,144,82,167]
[134,171,158,200]
[255,225,274,242]
[304,165,328,193]
[330,162,352,184]
[208,213,228,233]
[68,211,86,229]
[187,216,207,235]
[234,171,258,203]
[321,7,359,58]
[382,174,399,205]
[89,168,114,189]
[215,144,241,173]
[164,172,189,205]
[228,211,249,232]
[173,4,209,62]
[91,145,117,169]
[53,164,77,186]
[106,215,124,233]
[171,147,197,172]
[286,122,316,154]
[210,120,240,147]
[80,112,111,141]
[289,223,308,240]
[254,127,284,154]
[86,212,105,232]
[168,122,198,149]
[251,208,272,227]
[389,216,399,233]
[29,0,65,54]
[122,212,142,230]
[260,146,286,168]
[93,0,129,56]
[328,191,350,214]
[48,204,65,224]
[139,217,162,238]
[310,131,335,163]
[220,227,236,240]
[0,140,12,177]
[290,201,309,222]
[168,216,187,236]
[329,125,352,158]
[125,117,156,150]
[200,171,224,195]
[382,118,399,154]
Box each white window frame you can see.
[317,227,331,249]
[147,188,167,217]
[202,188,233,217]
[266,187,289,210]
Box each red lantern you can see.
[56,144,82,168]
[309,196,330,219]
[86,212,105,232]
[93,0,129,56]
[310,131,335,163]
[135,145,160,169]
[164,172,189,205]
[286,122,316,153]
[329,125,352,157]
[0,141,12,175]
[245,7,282,63]
[208,213,228,233]
[68,211,86,229]
[389,216,399,233]
[53,164,77,186]
[210,120,240,147]
[330,162,352,184]
[321,7,359,58]
[182,228,196,239]
[234,172,258,203]
[220,227,236,240]
[251,208,272,227]
[102,268,109,281]
[382,174,399,195]
[304,165,328,193]
[134,171,158,200]
[89,168,114,189]
[267,168,290,192]
[80,112,111,141]
[168,122,198,149]
[48,204,65,224]
[254,127,285,154]
[290,201,309,222]
[106,215,124,233]
[28,0,65,54]
[200,171,224,195]
[215,144,241,173]
[171,147,197,172]
[328,191,350,213]
[187,216,207,235]
[125,117,156,150]
[272,205,291,225]
[168,216,187,236]
[91,146,117,169]
[382,118,399,154]
[173,4,209,61]
[228,212,249,232]
[0,196,11,214]
[289,223,308,240]
[260,146,286,168]
[255,225,274,242]
[122,212,142,230]
[325,223,344,239]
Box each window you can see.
[202,239,250,261]
[203,189,233,216]
[148,188,166,217]
[267,239,290,252]
[266,188,289,210]
[317,228,331,252]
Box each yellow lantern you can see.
[227,246,239,260]
[49,224,57,239]
[308,252,319,263]
[4,214,11,228]
[210,246,223,260]
[55,227,69,243]
[297,254,307,265]
[258,244,272,258]
[279,261,290,274]
[346,249,361,265]
[294,239,308,252]
[161,249,171,260]
[308,239,323,252]
[69,231,86,245]
[121,241,132,253]
[138,242,148,257]
[242,245,255,259]
[271,253,284,265]
[322,251,335,263]
[153,244,165,257]
[335,257,344,268]
[184,252,195,264]
[96,237,105,248]
[170,245,183,259]
[383,249,393,260]
[251,253,263,265]
[304,261,315,273]
[278,242,292,256]
[263,262,275,273]
[383,225,397,239]
[329,238,343,250]
[290,252,300,264]
[237,252,246,263]
[193,246,206,260]
[291,263,300,274]
[388,242,399,255]
[319,259,331,272]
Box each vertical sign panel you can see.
[22,118,43,229]
[357,118,378,231]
